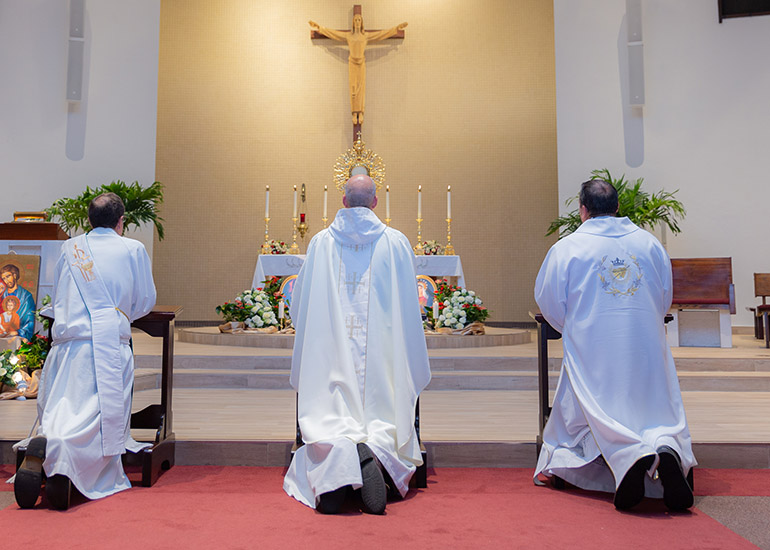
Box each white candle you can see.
[386,185,390,219]
[278,299,285,319]
[418,185,422,219]
[265,185,270,218]
[432,299,439,319]
[323,185,328,218]
[447,185,451,219]
[293,185,298,218]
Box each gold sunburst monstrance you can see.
[333,133,386,192]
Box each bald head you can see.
[343,174,378,209]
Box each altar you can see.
[252,253,466,289]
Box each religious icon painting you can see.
[416,275,438,315]
[0,254,41,345]
[279,275,298,308]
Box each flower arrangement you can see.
[215,277,288,329]
[421,240,444,256]
[266,240,288,254]
[16,334,51,372]
[428,279,489,331]
[0,350,22,388]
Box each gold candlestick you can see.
[413,218,424,255]
[261,217,271,255]
[444,218,456,255]
[289,217,300,255]
[384,217,391,227]
[322,216,329,229]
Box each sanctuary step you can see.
[133,330,770,392]
[3,388,770,469]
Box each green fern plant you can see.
[546,169,685,239]
[47,180,165,240]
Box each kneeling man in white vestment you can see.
[534,178,695,511]
[284,174,431,514]
[14,193,156,510]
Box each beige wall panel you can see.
[155,0,557,321]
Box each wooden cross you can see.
[310,5,407,141]
[346,315,364,338]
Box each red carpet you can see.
[1,465,764,549]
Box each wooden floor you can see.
[2,329,769,467]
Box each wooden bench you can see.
[667,258,735,348]
[750,273,770,348]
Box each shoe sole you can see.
[658,448,694,511]
[357,443,386,515]
[46,474,72,511]
[14,436,47,509]
[614,455,655,510]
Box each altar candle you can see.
[323,185,328,218]
[418,185,422,219]
[432,299,439,320]
[386,185,390,219]
[265,185,270,218]
[293,185,298,218]
[278,299,285,319]
[447,185,451,219]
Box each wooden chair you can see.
[292,396,428,489]
[668,258,735,348]
[533,313,692,489]
[752,273,770,348]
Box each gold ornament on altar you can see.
[333,133,385,193]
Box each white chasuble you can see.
[534,216,696,497]
[284,207,431,508]
[20,228,156,500]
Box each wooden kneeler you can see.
[16,307,180,489]
[532,313,693,490]
[292,395,428,489]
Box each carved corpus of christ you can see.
[309,11,407,126]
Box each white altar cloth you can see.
[252,254,465,289]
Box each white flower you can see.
[453,291,460,297]
[0,367,6,377]
[256,318,264,327]
[460,317,466,324]
[475,298,482,305]
[9,355,19,366]
[469,291,475,296]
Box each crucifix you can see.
[346,315,364,338]
[310,5,407,141]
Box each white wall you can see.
[0,0,160,255]
[554,0,770,326]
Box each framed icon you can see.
[416,275,438,315]
[279,275,298,308]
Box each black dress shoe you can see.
[656,446,694,511]
[46,474,72,511]
[318,485,348,514]
[614,454,655,511]
[14,436,47,509]
[357,443,386,515]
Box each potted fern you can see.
[546,169,686,239]
[46,180,165,240]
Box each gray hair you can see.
[345,175,376,208]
